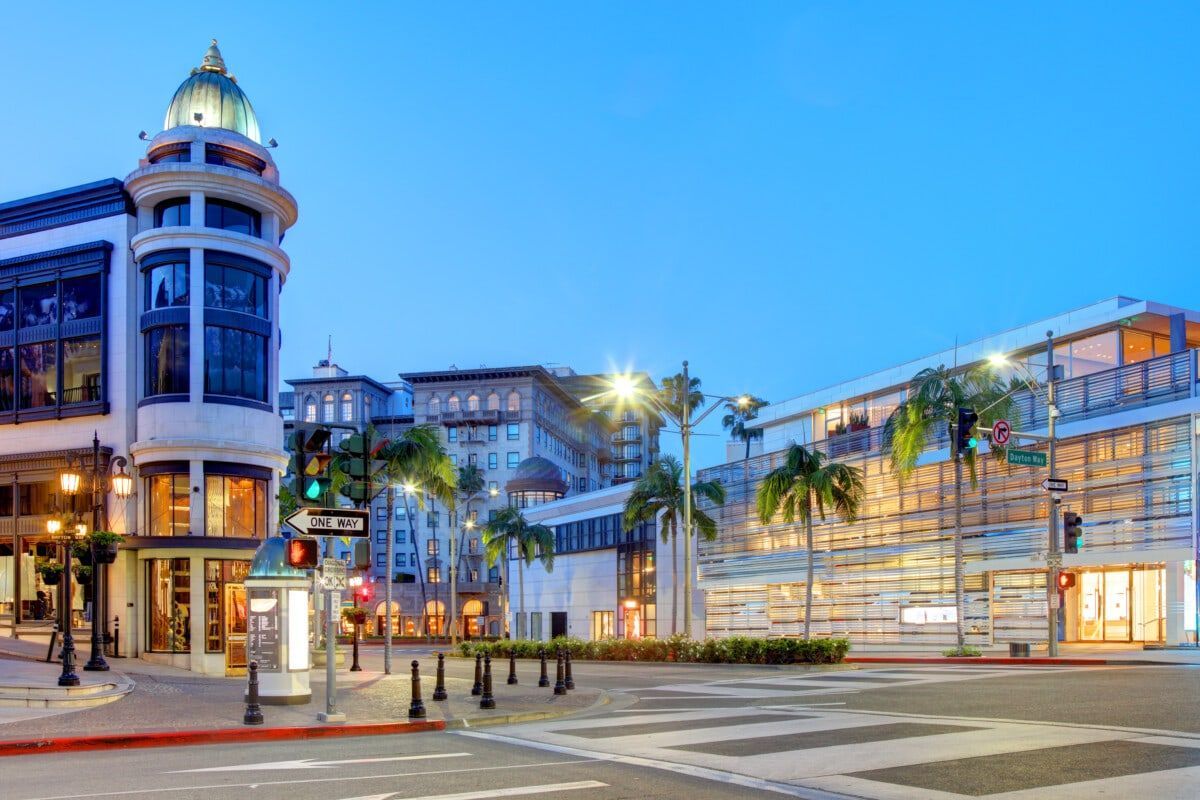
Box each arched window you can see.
[341,392,353,421]
[507,391,521,412]
[304,396,317,422]
[429,396,441,415]
[323,393,334,421]
[447,395,460,412]
[461,599,483,617]
[487,392,500,411]
[466,394,480,411]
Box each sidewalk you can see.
[846,642,1200,666]
[0,636,601,755]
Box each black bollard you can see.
[44,623,59,664]
[553,649,567,695]
[112,616,120,658]
[243,661,264,725]
[480,654,496,709]
[507,651,518,685]
[408,659,426,719]
[432,652,448,701]
[564,649,575,690]
[471,652,483,696]
[538,647,549,687]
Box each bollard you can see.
[480,654,496,709]
[432,652,448,701]
[470,652,483,696]
[538,647,549,688]
[112,616,120,658]
[45,623,59,664]
[553,649,567,695]
[564,649,575,690]
[243,661,264,725]
[507,651,518,685]
[408,660,426,719]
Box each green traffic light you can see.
[968,436,978,449]
[304,478,322,500]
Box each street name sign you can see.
[284,507,369,538]
[1042,478,1069,492]
[1007,448,1047,468]
[993,419,1011,445]
[321,558,347,590]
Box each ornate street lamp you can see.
[48,496,84,687]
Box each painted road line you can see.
[169,752,470,773]
[337,781,608,800]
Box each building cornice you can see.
[131,227,290,282]
[0,179,133,240]
[129,438,287,471]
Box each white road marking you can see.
[339,780,607,800]
[168,751,469,773]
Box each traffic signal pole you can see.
[1046,333,1060,658]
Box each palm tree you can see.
[482,506,555,638]
[374,425,456,667]
[623,455,726,635]
[882,365,1018,648]
[723,395,769,460]
[757,444,865,640]
[658,372,704,419]
[451,463,486,642]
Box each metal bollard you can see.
[408,660,426,719]
[432,652,448,701]
[112,616,120,658]
[243,661,264,725]
[480,654,496,709]
[553,649,567,695]
[45,623,59,664]
[538,647,549,687]
[507,651,518,685]
[471,652,483,696]
[564,649,575,690]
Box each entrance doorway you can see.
[550,611,568,639]
[1073,566,1163,643]
[224,584,248,674]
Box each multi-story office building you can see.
[0,42,297,674]
[553,370,663,483]
[699,297,1200,649]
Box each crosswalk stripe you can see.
[365,780,607,800]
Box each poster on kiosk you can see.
[246,537,312,704]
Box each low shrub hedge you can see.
[455,634,849,664]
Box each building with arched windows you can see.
[0,41,305,675]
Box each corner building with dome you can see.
[0,42,295,675]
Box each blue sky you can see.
[2,4,1197,468]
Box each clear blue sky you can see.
[3,4,1197,468]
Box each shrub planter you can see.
[459,634,851,665]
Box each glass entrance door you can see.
[1075,566,1163,643]
[224,584,247,675]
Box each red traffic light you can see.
[285,538,320,569]
[1056,571,1076,591]
[357,585,372,601]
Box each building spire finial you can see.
[327,335,333,365]
[200,39,228,74]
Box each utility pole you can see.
[681,360,694,638]
[1046,331,1060,658]
[953,440,965,650]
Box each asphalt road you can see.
[7,656,1200,799]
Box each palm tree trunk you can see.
[410,497,428,638]
[954,454,965,649]
[518,555,526,639]
[384,486,395,674]
[671,526,679,636]
[804,509,814,641]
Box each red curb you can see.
[846,656,1109,666]
[0,719,445,757]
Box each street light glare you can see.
[402,483,417,494]
[737,394,751,408]
[612,374,637,399]
[987,354,1010,367]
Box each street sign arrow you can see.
[284,507,370,538]
[1042,478,1069,492]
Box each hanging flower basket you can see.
[88,531,122,564]
[39,563,64,586]
[74,565,93,585]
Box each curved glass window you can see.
[205,263,266,317]
[205,474,267,538]
[204,145,265,175]
[154,198,191,228]
[146,262,189,309]
[204,326,267,402]
[146,324,189,396]
[204,200,261,238]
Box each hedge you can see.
[455,634,849,665]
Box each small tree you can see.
[723,395,769,460]
[482,507,554,638]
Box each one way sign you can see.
[1042,478,1069,492]
[284,507,369,538]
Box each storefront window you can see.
[204,559,250,654]
[148,558,191,653]
[60,275,100,321]
[204,474,266,538]
[62,336,101,404]
[18,342,55,409]
[147,474,190,536]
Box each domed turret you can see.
[506,456,568,508]
[163,40,261,143]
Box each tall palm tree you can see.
[882,364,1018,648]
[482,506,555,638]
[723,395,769,460]
[451,463,486,641]
[623,455,726,635]
[757,444,865,640]
[375,426,456,667]
[658,373,704,419]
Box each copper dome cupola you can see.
[163,40,262,143]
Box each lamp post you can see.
[606,366,750,637]
[51,456,84,688]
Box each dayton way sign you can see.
[284,508,369,538]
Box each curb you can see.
[845,656,1169,666]
[447,690,613,730]
[0,719,445,757]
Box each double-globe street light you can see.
[606,364,750,637]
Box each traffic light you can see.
[285,537,320,569]
[288,425,333,506]
[356,584,372,604]
[353,539,371,570]
[339,432,389,505]
[1056,571,1076,591]
[1063,511,1083,554]
[951,407,979,455]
